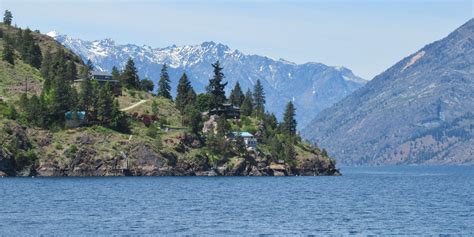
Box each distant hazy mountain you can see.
[47,31,366,127]
[302,19,474,165]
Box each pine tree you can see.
[29,43,42,68]
[207,61,227,110]
[111,66,121,81]
[3,10,12,26]
[26,95,44,126]
[49,52,76,122]
[66,60,77,81]
[2,39,14,65]
[175,73,195,113]
[79,68,93,113]
[110,99,129,133]
[282,101,297,136]
[196,93,211,112]
[253,79,265,117]
[40,50,52,79]
[97,82,114,124]
[229,82,244,106]
[122,58,139,89]
[89,80,101,121]
[241,89,253,116]
[18,28,41,68]
[157,64,172,99]
[183,105,202,135]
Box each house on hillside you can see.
[228,131,257,150]
[209,103,240,119]
[74,71,122,96]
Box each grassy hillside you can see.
[0,23,339,177]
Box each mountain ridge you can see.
[302,18,474,165]
[47,31,367,127]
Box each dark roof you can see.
[91,71,112,77]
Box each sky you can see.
[0,0,472,79]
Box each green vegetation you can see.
[0,11,338,176]
[207,61,227,110]
[229,82,244,107]
[253,79,265,118]
[157,64,172,100]
[3,10,12,26]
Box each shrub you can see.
[14,150,37,171]
[68,144,78,154]
[146,125,158,138]
[155,135,163,150]
[2,104,17,120]
[54,142,63,150]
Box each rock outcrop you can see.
[0,122,340,177]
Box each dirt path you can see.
[120,99,148,112]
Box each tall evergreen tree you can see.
[40,50,52,80]
[196,93,211,112]
[79,67,93,113]
[229,82,244,106]
[111,66,121,81]
[49,50,76,123]
[18,28,42,68]
[88,80,101,122]
[157,64,172,99]
[97,82,114,124]
[207,61,227,110]
[253,79,265,117]
[282,101,297,136]
[187,107,202,136]
[241,89,254,116]
[2,39,14,65]
[110,99,129,132]
[175,73,195,113]
[122,58,140,89]
[3,10,12,26]
[66,61,77,80]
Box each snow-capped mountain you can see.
[47,31,367,127]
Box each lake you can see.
[0,166,473,235]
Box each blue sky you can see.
[1,0,472,79]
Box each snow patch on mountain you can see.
[49,31,367,128]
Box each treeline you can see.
[0,10,128,131]
[109,58,154,92]
[149,60,301,162]
[16,48,129,131]
[1,10,42,68]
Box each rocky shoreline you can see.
[0,122,341,177]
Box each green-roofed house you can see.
[229,131,257,150]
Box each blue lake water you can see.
[1,166,473,235]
